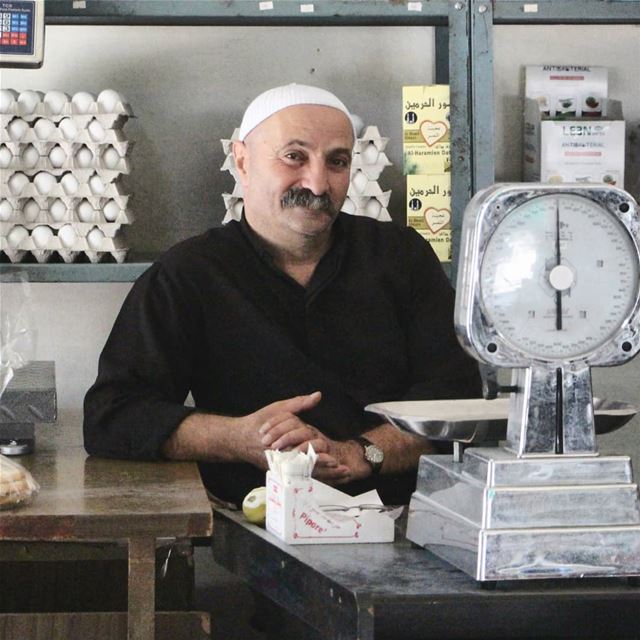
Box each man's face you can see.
[233,104,353,244]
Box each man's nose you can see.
[301,159,329,196]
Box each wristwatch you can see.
[355,436,384,475]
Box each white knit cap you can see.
[238,83,355,141]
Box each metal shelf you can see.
[35,0,473,282]
[0,259,153,283]
[467,0,640,217]
[493,1,640,24]
[24,0,637,284]
[45,0,451,25]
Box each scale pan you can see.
[365,397,638,443]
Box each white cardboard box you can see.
[265,471,395,545]
[523,97,625,188]
[525,65,608,118]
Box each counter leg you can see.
[128,536,156,640]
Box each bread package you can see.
[0,454,39,510]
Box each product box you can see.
[525,65,608,118]
[406,173,452,262]
[265,471,395,545]
[402,85,451,175]
[523,97,625,187]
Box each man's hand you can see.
[256,394,371,485]
[166,392,426,486]
[234,391,324,469]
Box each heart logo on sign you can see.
[424,208,451,234]
[419,120,448,147]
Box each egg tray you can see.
[1,229,128,263]
[0,90,133,122]
[1,220,126,241]
[349,169,384,197]
[0,142,132,173]
[353,126,390,153]
[1,125,130,152]
[3,173,126,200]
[0,112,131,132]
[342,193,392,221]
[1,247,128,264]
[2,192,129,210]
[0,202,133,226]
[2,164,129,185]
[351,153,392,181]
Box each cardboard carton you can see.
[523,97,625,187]
[406,173,452,262]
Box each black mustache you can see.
[281,188,337,215]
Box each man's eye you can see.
[330,157,350,168]
[284,152,304,162]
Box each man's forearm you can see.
[162,412,247,463]
[162,392,325,470]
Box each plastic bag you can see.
[0,271,37,399]
[0,454,40,510]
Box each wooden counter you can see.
[0,423,213,640]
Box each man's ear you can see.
[232,141,250,187]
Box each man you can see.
[84,83,481,506]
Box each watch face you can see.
[479,193,639,360]
[364,444,384,464]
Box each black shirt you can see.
[83,214,481,505]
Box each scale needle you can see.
[555,199,563,331]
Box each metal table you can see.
[212,508,640,640]
[0,426,213,640]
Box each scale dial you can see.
[456,184,640,367]
[480,193,639,359]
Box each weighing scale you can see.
[0,0,45,69]
[368,183,640,581]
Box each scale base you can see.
[407,448,640,581]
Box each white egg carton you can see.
[1,193,129,213]
[3,171,127,199]
[1,246,128,264]
[220,128,241,155]
[1,226,127,262]
[342,193,392,221]
[0,143,130,176]
[350,152,392,181]
[349,168,383,197]
[1,121,130,152]
[1,220,125,238]
[221,194,244,223]
[220,154,239,182]
[0,89,133,122]
[1,163,129,184]
[353,126,390,153]
[0,198,132,226]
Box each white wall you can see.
[1,23,639,466]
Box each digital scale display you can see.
[0,0,44,68]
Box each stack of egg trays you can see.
[219,123,393,224]
[0,89,133,264]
